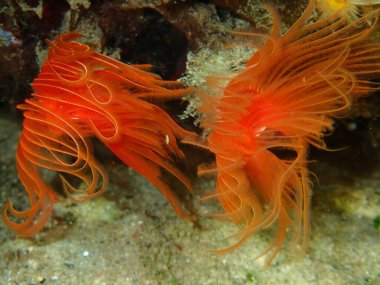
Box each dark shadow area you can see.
[310,112,380,186]
[100,7,189,80]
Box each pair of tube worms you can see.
[3,0,380,265]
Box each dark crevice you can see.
[99,8,189,80]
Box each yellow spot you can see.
[327,0,347,10]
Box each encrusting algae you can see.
[2,32,196,237]
[185,0,380,266]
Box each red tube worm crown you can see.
[186,0,380,266]
[3,33,196,237]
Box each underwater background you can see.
[0,0,380,284]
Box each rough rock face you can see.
[0,0,311,106]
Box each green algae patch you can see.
[373,216,380,231]
[246,272,255,282]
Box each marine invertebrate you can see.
[317,0,380,20]
[186,0,380,265]
[3,32,195,237]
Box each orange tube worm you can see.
[3,33,195,237]
[186,0,380,265]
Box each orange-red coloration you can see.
[186,0,380,265]
[3,32,196,237]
